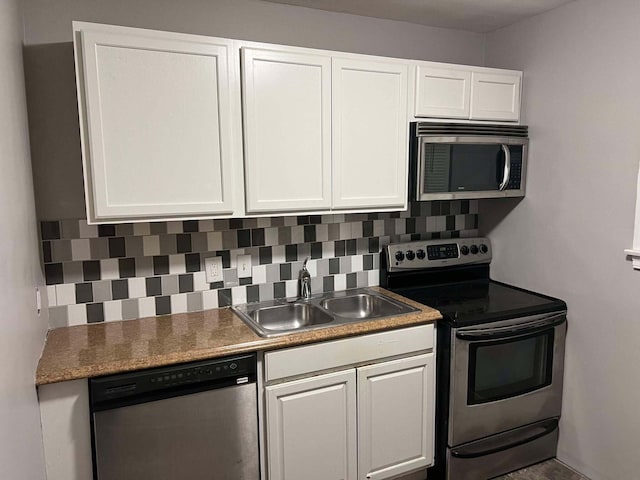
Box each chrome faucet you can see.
[300,257,312,300]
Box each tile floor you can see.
[495,459,589,479]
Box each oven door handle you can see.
[456,312,566,341]
[450,418,558,459]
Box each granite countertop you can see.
[36,287,441,385]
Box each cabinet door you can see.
[75,25,238,222]
[242,48,332,213]
[332,58,408,209]
[470,71,522,122]
[415,65,471,119]
[357,354,435,480]
[266,370,357,480]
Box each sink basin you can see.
[232,288,419,338]
[321,293,408,319]
[250,303,333,331]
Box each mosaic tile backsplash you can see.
[41,201,479,327]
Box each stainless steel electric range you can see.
[381,237,567,480]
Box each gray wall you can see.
[21,0,486,220]
[0,0,48,478]
[483,0,640,478]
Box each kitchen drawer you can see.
[264,324,434,383]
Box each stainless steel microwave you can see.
[411,122,529,201]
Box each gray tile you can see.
[316,258,329,277]
[259,283,273,302]
[310,276,323,294]
[75,283,93,303]
[60,219,79,239]
[356,271,369,288]
[278,227,291,245]
[223,268,239,287]
[48,306,69,328]
[136,257,153,277]
[51,240,72,262]
[273,282,286,299]
[159,235,176,255]
[86,303,104,323]
[246,285,260,304]
[41,221,61,240]
[243,218,258,229]
[266,264,280,283]
[116,223,134,237]
[112,279,129,300]
[222,230,238,249]
[121,299,139,320]
[328,223,341,240]
[161,275,179,295]
[93,280,112,302]
[187,292,203,312]
[63,262,83,283]
[125,236,144,258]
[323,276,334,292]
[329,258,340,275]
[280,263,292,281]
[270,217,284,227]
[90,238,109,259]
[191,232,208,253]
[213,219,229,231]
[150,222,167,235]
[179,274,194,293]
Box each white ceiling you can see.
[258,0,575,33]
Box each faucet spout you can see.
[300,257,312,300]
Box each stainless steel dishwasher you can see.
[89,353,259,480]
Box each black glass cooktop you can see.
[392,280,566,326]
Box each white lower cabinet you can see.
[266,370,358,480]
[357,354,434,480]
[264,326,436,480]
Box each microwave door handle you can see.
[498,144,511,191]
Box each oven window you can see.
[468,330,554,405]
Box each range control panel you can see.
[384,237,492,271]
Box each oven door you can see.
[448,311,566,446]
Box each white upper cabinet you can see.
[414,65,471,119]
[414,62,522,123]
[470,71,522,122]
[241,48,332,214]
[74,22,241,223]
[73,24,525,221]
[332,58,409,210]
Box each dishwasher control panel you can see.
[90,353,256,408]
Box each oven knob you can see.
[479,244,488,254]
[460,245,469,255]
[395,251,405,262]
[406,250,415,261]
[416,249,425,260]
[470,245,479,255]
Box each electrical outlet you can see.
[237,254,252,278]
[204,256,223,283]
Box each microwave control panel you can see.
[385,237,492,271]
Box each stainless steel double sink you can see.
[232,288,418,337]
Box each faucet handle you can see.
[302,257,310,271]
